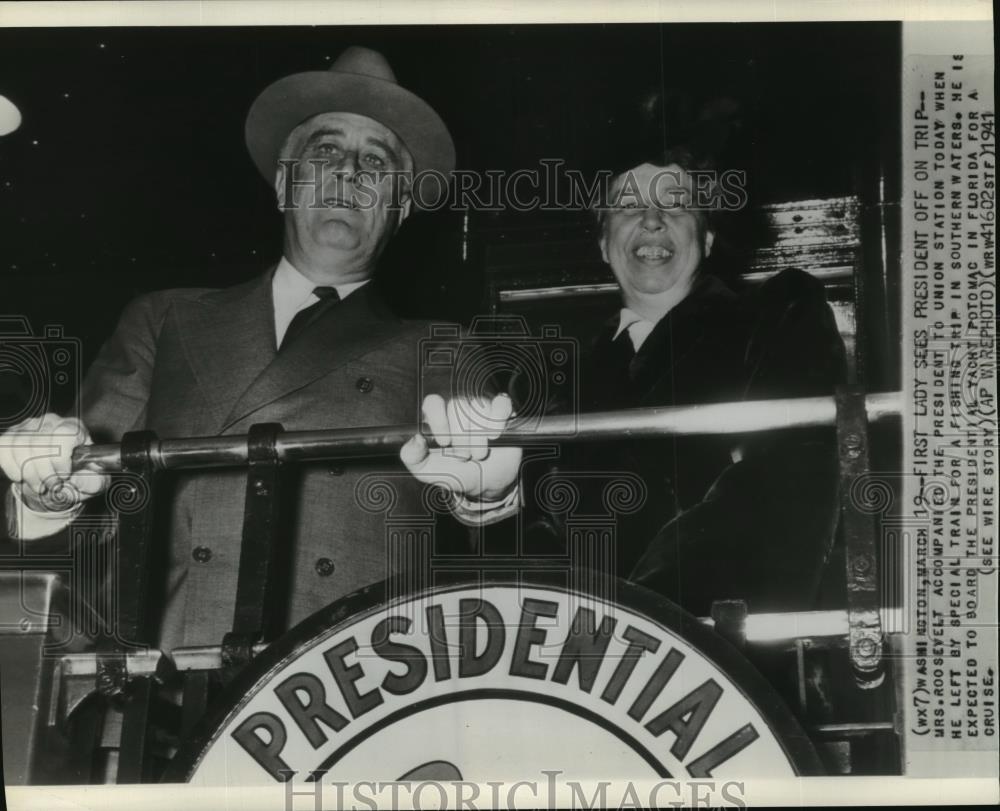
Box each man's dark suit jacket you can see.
[512,268,847,617]
[75,270,428,650]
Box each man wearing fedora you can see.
[0,47,454,651]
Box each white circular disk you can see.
[0,95,23,136]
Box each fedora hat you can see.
[246,46,455,206]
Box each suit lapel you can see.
[582,319,636,411]
[173,269,277,431]
[221,282,402,431]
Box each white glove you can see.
[400,393,522,503]
[0,413,109,514]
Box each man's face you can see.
[599,162,714,306]
[275,112,413,279]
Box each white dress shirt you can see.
[613,308,657,352]
[272,257,368,347]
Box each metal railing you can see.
[40,388,903,781]
[73,391,902,472]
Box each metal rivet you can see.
[315,557,336,577]
[856,638,878,658]
[355,377,374,393]
[192,546,212,563]
[844,432,863,459]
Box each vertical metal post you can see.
[835,386,884,688]
[101,429,158,783]
[180,671,214,738]
[115,678,153,783]
[221,423,285,679]
[795,639,809,713]
[113,430,159,647]
[710,599,749,650]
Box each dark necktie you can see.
[279,286,340,351]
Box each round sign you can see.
[169,578,820,783]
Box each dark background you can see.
[0,22,901,406]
